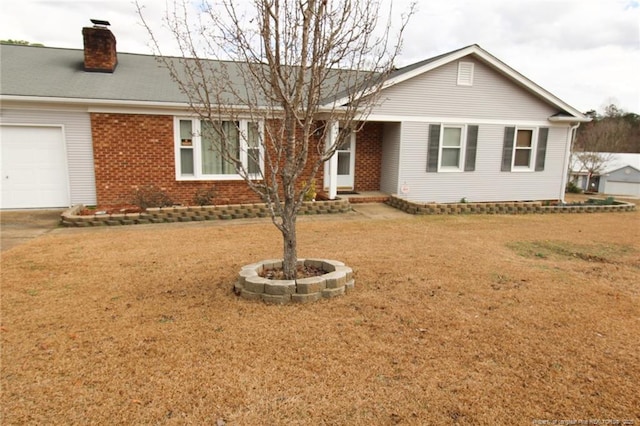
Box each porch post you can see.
[326,120,338,200]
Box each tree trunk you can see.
[281,193,298,280]
[280,113,299,280]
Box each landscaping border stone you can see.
[60,199,351,227]
[386,195,635,215]
[61,194,634,227]
[234,259,354,304]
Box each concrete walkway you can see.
[349,202,412,219]
[0,209,65,252]
[0,203,410,252]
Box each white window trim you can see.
[438,124,466,172]
[174,117,264,181]
[457,62,474,86]
[511,127,537,172]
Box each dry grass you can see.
[1,206,639,425]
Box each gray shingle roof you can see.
[0,44,369,106]
[386,44,476,81]
[1,44,189,103]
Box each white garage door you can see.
[1,125,70,209]
[604,181,640,197]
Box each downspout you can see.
[559,122,580,203]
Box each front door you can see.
[336,132,355,189]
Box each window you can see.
[441,127,463,169]
[175,118,262,180]
[514,129,533,168]
[201,121,239,175]
[501,126,549,172]
[427,124,478,173]
[246,122,261,175]
[179,120,194,175]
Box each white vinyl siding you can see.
[371,57,559,121]
[398,122,570,203]
[380,122,401,194]
[0,108,96,206]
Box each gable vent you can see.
[457,61,474,86]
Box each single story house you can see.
[0,22,589,209]
[570,153,640,197]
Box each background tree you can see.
[574,103,639,153]
[0,39,44,47]
[571,151,614,191]
[138,0,413,279]
[571,103,638,190]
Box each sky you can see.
[1,0,638,114]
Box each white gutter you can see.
[559,122,581,203]
[0,95,347,115]
[0,95,193,109]
[548,115,592,123]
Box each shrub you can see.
[130,185,173,209]
[301,179,317,201]
[565,181,582,194]
[587,197,616,206]
[194,186,216,206]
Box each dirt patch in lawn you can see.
[1,209,639,424]
[506,240,635,263]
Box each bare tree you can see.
[572,107,632,190]
[138,0,413,279]
[572,151,614,191]
[574,104,632,153]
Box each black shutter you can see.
[535,127,549,171]
[427,124,440,172]
[464,125,478,171]
[501,127,515,172]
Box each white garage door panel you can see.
[1,126,70,208]
[605,181,640,197]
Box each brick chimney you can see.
[82,19,117,73]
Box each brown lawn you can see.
[1,203,639,425]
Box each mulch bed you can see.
[1,201,638,424]
[259,263,325,279]
[79,205,144,215]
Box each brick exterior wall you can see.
[354,122,383,191]
[90,113,330,207]
[91,113,264,206]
